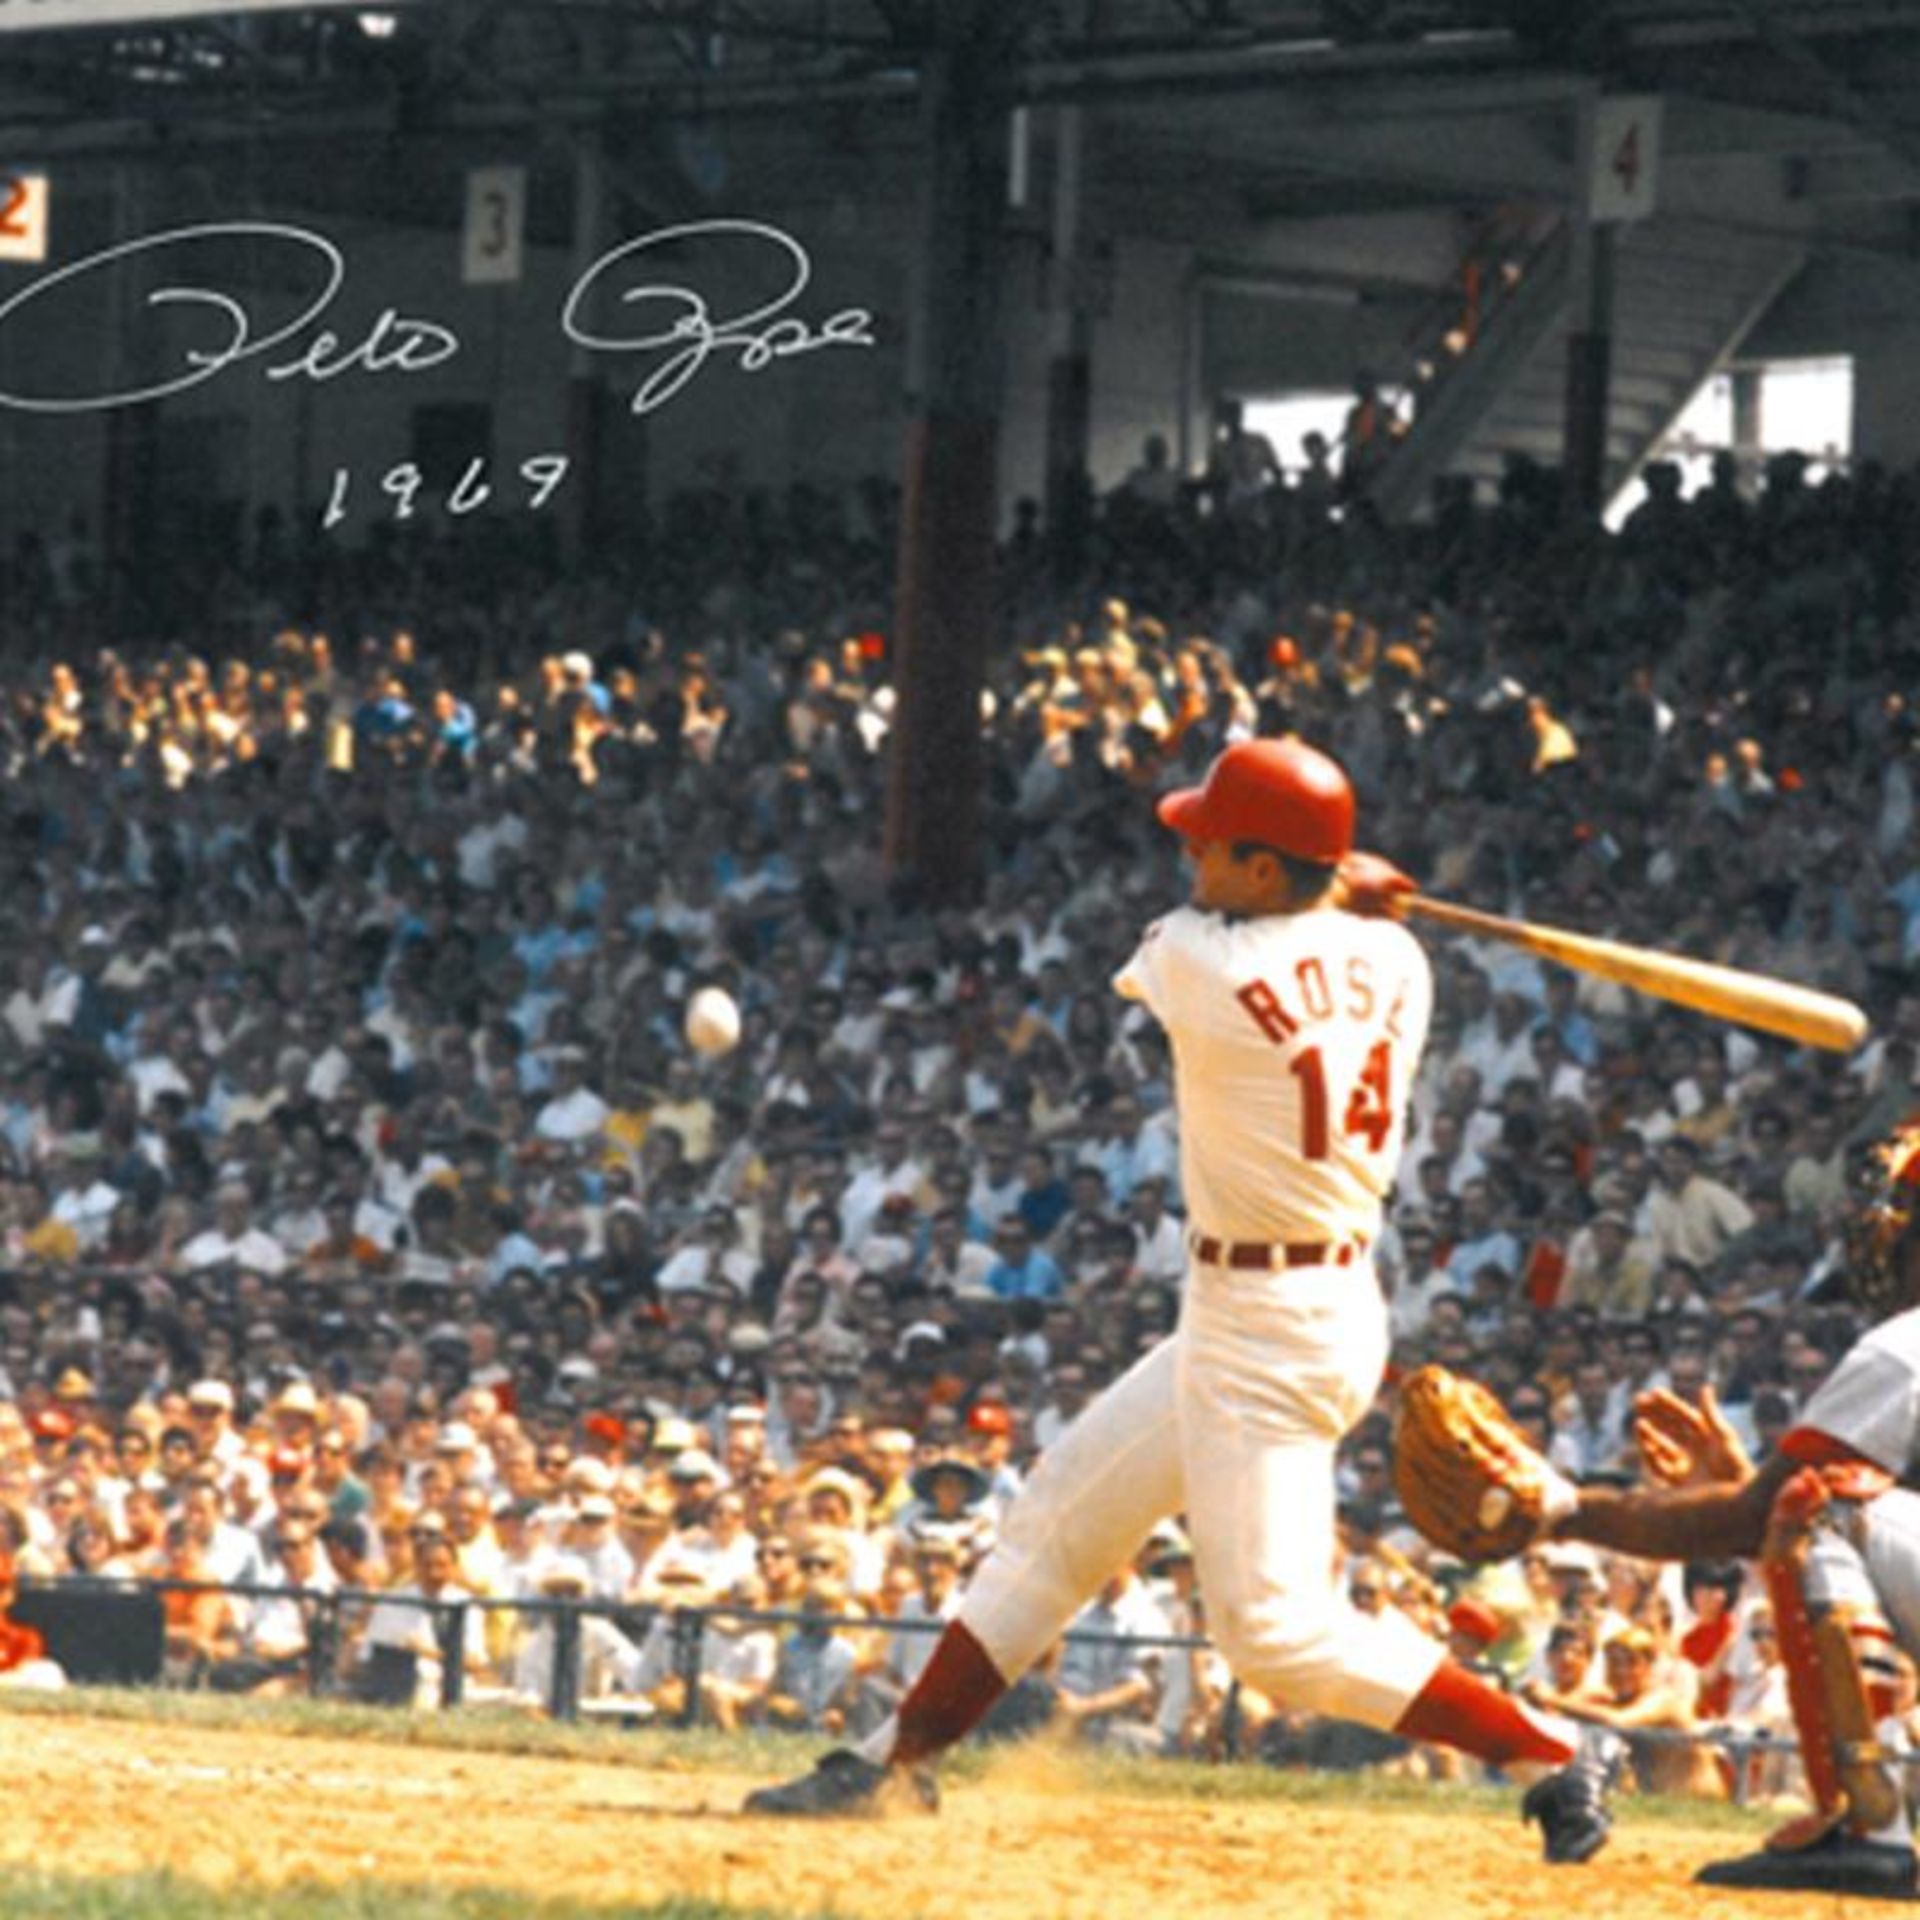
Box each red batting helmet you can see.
[1155,738,1354,863]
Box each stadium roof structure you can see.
[1,2,1918,517]
[3,4,1920,246]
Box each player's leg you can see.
[1177,1271,1579,1757]
[744,1335,1185,1813]
[1174,1270,1616,1860]
[1694,1479,1919,1898]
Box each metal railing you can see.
[13,1573,1836,1803]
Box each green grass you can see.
[0,1683,1776,1835]
[0,1875,863,1920]
[0,1684,817,1775]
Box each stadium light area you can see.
[1606,355,1854,527]
[1244,389,1413,479]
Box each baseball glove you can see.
[1393,1365,1566,1561]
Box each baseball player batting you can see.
[1410,1116,1920,1902]
[746,737,1621,1859]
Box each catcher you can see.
[1396,1117,1920,1902]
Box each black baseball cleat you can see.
[742,1749,940,1818]
[1521,1728,1626,1865]
[1695,1830,1918,1901]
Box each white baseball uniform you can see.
[1752,1307,1920,1849]
[949,900,1447,1728]
[1793,1310,1920,1660]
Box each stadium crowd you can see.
[0,439,1914,1797]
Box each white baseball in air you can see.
[685,986,741,1056]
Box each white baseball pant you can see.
[960,1261,1445,1726]
[1819,1489,1920,1661]
[1804,1491,1920,1846]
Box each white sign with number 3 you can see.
[463,166,526,285]
[0,174,48,263]
[1590,96,1662,225]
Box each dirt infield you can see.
[0,1711,1841,1918]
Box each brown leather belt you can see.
[1189,1233,1367,1271]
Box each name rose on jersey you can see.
[1115,908,1433,1242]
[1236,956,1413,1161]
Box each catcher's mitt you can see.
[1393,1364,1570,1561]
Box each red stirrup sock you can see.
[1393,1661,1576,1768]
[891,1621,1010,1768]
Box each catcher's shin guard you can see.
[1762,1469,1902,1847]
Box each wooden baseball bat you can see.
[1402,894,1870,1054]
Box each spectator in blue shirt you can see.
[985,1216,1065,1301]
[1013,1145,1070,1242]
[431,688,477,761]
[357,673,415,742]
[562,650,612,716]
[1444,1177,1523,1292]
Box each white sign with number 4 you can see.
[1590,96,1662,225]
[0,174,48,263]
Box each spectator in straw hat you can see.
[678,1484,757,1593]
[865,1427,917,1527]
[690,1573,780,1731]
[803,1466,881,1597]
[613,1487,677,1600]
[360,1516,489,1709]
[876,1536,964,1703]
[268,1379,323,1449]
[894,1454,995,1569]
[184,1379,244,1470]
[559,1492,627,1602]
[50,1367,96,1416]
[1141,1521,1243,1758]
[510,1555,644,1711]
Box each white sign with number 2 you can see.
[0,174,48,263]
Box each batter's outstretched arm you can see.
[1553,1450,1792,1563]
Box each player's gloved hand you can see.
[1337,850,1416,918]
[1393,1365,1578,1560]
[1631,1385,1754,1489]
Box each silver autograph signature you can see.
[0,216,875,416]
[561,218,876,416]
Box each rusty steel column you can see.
[1562,220,1615,525]
[882,2,1018,906]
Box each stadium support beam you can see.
[563,127,611,565]
[1041,0,1105,586]
[882,0,1018,907]
[1562,88,1613,526]
[1044,94,1093,585]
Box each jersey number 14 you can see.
[1289,1041,1394,1160]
